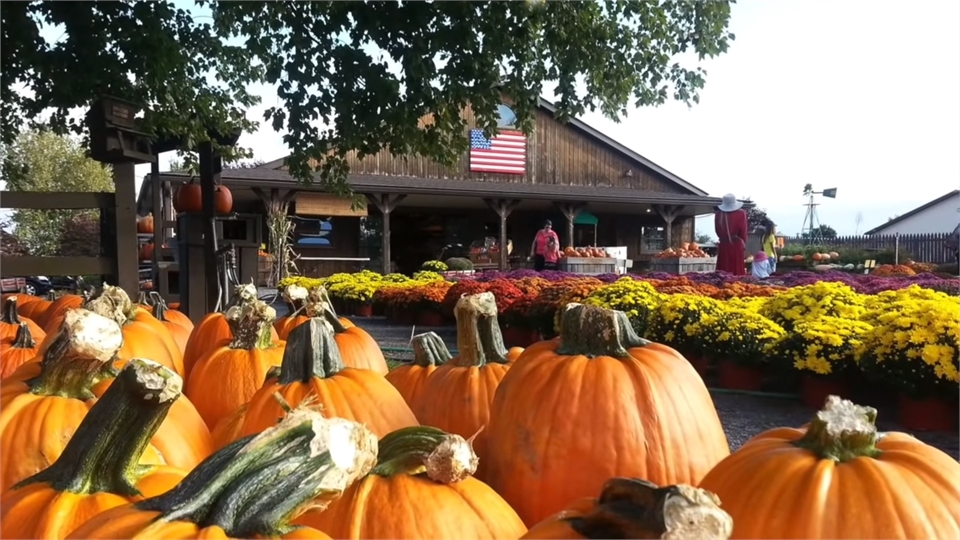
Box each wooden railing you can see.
[0,163,139,295]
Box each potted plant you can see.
[647,293,727,377]
[859,292,960,431]
[699,307,785,391]
[778,316,872,408]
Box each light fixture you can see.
[646,208,651,213]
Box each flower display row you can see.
[277,269,959,431]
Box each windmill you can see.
[801,183,837,245]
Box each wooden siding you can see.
[294,106,688,194]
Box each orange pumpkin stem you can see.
[1,296,24,325]
[452,292,509,367]
[133,409,377,537]
[372,426,479,484]
[281,284,310,314]
[566,478,732,540]
[11,321,36,350]
[794,395,882,462]
[555,303,650,357]
[15,359,181,494]
[410,332,452,367]
[225,296,277,350]
[28,309,123,399]
[276,318,345,383]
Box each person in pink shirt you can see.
[543,235,561,270]
[529,220,560,272]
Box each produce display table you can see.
[649,257,717,274]
[558,257,618,275]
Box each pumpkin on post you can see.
[1,359,188,540]
[0,310,210,491]
[185,293,286,429]
[482,303,730,526]
[521,477,732,540]
[413,292,515,475]
[297,426,527,539]
[385,331,451,407]
[228,316,417,441]
[275,286,388,374]
[67,408,378,539]
[698,395,960,539]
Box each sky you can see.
[13,0,960,238]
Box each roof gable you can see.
[864,189,960,235]
[261,97,707,196]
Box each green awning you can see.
[574,211,598,226]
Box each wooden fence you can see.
[775,233,955,263]
[0,163,140,296]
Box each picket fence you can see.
[773,232,955,264]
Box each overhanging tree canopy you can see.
[2,0,734,194]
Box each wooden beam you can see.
[651,204,685,248]
[198,142,222,314]
[0,191,115,209]
[554,202,586,248]
[252,187,299,206]
[112,162,140,297]
[0,256,114,277]
[151,160,163,278]
[367,194,407,274]
[484,198,521,270]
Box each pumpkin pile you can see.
[654,242,708,258]
[561,246,609,258]
[3,280,959,540]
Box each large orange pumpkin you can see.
[414,292,514,477]
[214,184,234,214]
[385,331,450,408]
[483,303,730,526]
[148,292,194,354]
[12,292,50,323]
[298,426,527,539]
[38,286,185,377]
[0,310,209,492]
[182,283,280,377]
[0,322,41,379]
[521,477,732,539]
[231,317,418,441]
[67,409,378,540]
[1,296,45,342]
[698,396,960,539]
[185,296,286,429]
[275,287,388,374]
[40,291,85,333]
[1,360,187,540]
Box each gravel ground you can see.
[264,294,959,458]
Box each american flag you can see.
[469,129,526,175]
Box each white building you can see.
[864,190,960,236]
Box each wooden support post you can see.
[150,159,163,277]
[554,202,587,248]
[651,204,685,248]
[484,198,521,270]
[112,162,139,298]
[367,193,407,274]
[198,142,222,313]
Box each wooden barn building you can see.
[145,98,723,279]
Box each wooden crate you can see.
[648,257,717,274]
[257,256,275,287]
[558,257,617,275]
